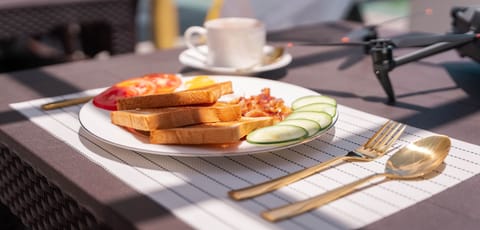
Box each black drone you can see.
[298,6,480,104]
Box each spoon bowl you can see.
[263,46,284,65]
[262,135,451,222]
[385,135,451,179]
[235,46,285,73]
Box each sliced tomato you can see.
[93,86,138,110]
[93,73,182,111]
[115,78,156,95]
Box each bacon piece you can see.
[229,88,291,122]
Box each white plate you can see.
[179,45,292,75]
[79,76,337,157]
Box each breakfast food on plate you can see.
[116,81,233,110]
[184,75,216,90]
[109,80,281,145]
[246,95,337,144]
[150,117,273,144]
[106,74,337,146]
[291,95,337,110]
[93,73,182,110]
[228,88,292,122]
[111,102,241,131]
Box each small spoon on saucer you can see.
[235,46,284,73]
[262,135,451,222]
[263,46,285,65]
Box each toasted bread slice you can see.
[150,117,273,144]
[116,81,233,110]
[111,102,241,131]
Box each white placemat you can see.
[10,90,480,230]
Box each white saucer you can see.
[179,45,292,74]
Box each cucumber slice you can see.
[294,103,336,117]
[246,125,308,144]
[286,111,332,129]
[276,119,321,136]
[292,95,337,110]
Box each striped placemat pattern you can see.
[10,90,480,230]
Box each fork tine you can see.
[362,120,392,148]
[371,121,396,149]
[371,122,399,149]
[383,124,406,150]
[372,123,405,152]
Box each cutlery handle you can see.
[228,156,347,200]
[41,96,93,110]
[261,173,386,222]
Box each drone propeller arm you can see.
[394,36,474,67]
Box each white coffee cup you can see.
[184,17,266,68]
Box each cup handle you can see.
[184,26,208,58]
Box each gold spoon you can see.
[41,96,93,110]
[263,46,285,65]
[235,46,284,73]
[262,135,451,222]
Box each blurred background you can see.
[0,0,412,74]
[2,0,479,74]
[135,0,411,53]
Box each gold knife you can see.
[41,96,94,110]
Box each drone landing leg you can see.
[375,70,395,104]
[371,45,396,104]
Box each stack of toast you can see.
[111,81,274,144]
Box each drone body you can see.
[368,5,480,103]
[292,6,480,103]
[451,6,480,63]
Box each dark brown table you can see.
[1,21,480,229]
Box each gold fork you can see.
[228,120,405,200]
